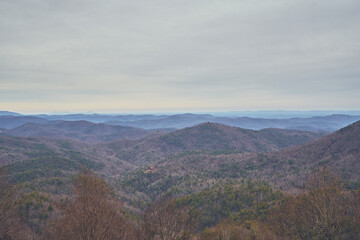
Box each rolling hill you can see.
[6,120,155,143]
[105,122,325,165]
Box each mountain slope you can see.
[269,120,360,181]
[106,122,324,165]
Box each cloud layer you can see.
[1,0,359,113]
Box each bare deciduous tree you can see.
[268,168,360,240]
[142,197,197,240]
[47,170,138,240]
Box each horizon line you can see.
[2,109,360,116]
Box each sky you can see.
[0,0,359,114]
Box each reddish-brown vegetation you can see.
[47,170,138,240]
[141,197,197,240]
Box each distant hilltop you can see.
[0,111,22,116]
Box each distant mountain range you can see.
[1,111,360,132]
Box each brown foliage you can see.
[47,170,138,240]
[267,168,360,240]
[141,197,197,240]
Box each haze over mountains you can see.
[1,111,360,132]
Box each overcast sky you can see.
[0,0,359,113]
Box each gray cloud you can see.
[0,0,359,112]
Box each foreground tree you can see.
[268,168,360,240]
[142,197,197,240]
[47,170,138,240]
